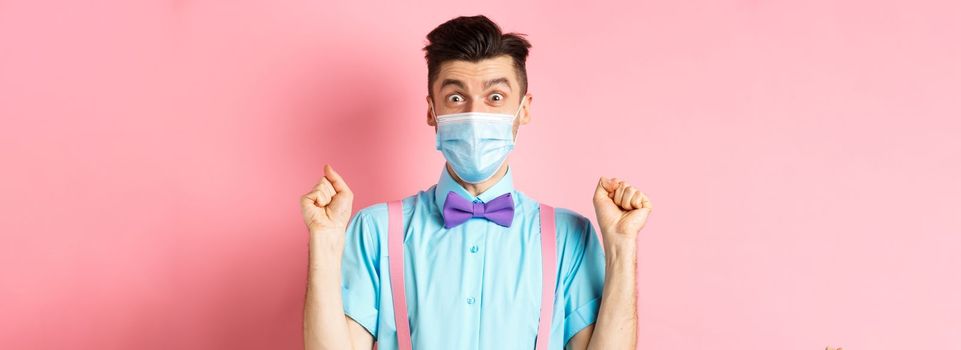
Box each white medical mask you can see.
[430,99,524,184]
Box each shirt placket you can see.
[464,199,486,348]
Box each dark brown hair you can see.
[423,15,533,98]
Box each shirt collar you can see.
[433,164,518,212]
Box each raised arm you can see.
[581,177,653,350]
[301,164,373,350]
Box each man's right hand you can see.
[301,164,354,238]
[301,164,371,350]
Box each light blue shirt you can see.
[341,164,606,349]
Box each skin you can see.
[302,55,654,350]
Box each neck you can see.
[447,162,509,197]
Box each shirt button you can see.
[469,245,479,253]
[466,297,476,305]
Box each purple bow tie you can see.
[442,191,515,229]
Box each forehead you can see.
[434,55,518,91]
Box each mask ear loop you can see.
[510,95,526,143]
[429,97,443,151]
[511,95,526,120]
[428,97,438,121]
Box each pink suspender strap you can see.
[536,203,558,350]
[387,200,412,350]
[385,200,558,350]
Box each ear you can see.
[518,93,532,125]
[426,95,436,127]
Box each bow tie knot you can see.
[442,191,515,229]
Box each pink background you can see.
[2,0,959,349]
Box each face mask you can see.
[430,99,525,184]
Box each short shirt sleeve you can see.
[555,208,606,345]
[340,206,384,338]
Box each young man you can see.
[302,15,653,350]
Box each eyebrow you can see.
[484,77,512,91]
[440,79,466,91]
[439,78,513,92]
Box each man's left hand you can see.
[592,177,653,242]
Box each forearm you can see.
[587,238,638,350]
[304,234,353,350]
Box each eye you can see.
[490,93,504,102]
[447,94,464,103]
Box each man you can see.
[302,15,653,350]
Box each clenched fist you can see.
[301,164,354,235]
[592,177,653,241]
